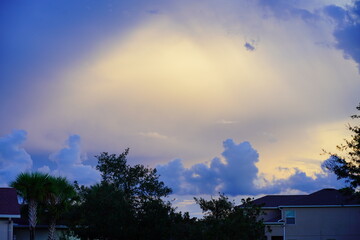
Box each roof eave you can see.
[0,214,21,219]
[264,221,284,225]
[278,204,360,208]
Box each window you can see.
[285,210,295,224]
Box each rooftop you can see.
[253,188,360,208]
[0,188,21,217]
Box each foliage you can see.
[10,150,268,240]
[194,193,234,220]
[11,173,77,240]
[168,211,202,240]
[195,194,266,240]
[45,176,77,240]
[323,103,360,191]
[72,149,175,240]
[96,150,172,201]
[10,172,52,240]
[72,182,136,239]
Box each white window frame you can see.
[285,210,295,224]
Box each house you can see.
[13,220,68,240]
[0,188,69,240]
[253,188,360,240]
[0,188,21,240]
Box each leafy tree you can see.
[72,149,173,240]
[167,211,201,240]
[229,198,266,240]
[194,194,233,221]
[195,194,234,240]
[195,194,266,240]
[136,199,174,240]
[72,182,136,240]
[96,150,172,202]
[45,176,77,240]
[323,103,360,191]
[10,172,52,240]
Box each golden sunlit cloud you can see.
[18,6,359,179]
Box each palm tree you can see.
[45,176,77,240]
[10,172,51,240]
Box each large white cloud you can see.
[0,130,101,186]
[157,139,346,196]
[43,135,101,185]
[0,130,33,186]
[0,130,348,199]
[4,0,359,181]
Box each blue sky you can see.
[1,0,359,213]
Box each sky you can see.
[1,0,359,215]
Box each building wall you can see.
[263,209,282,222]
[0,219,13,240]
[266,224,284,240]
[283,207,360,240]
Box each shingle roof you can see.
[252,188,360,208]
[0,188,21,217]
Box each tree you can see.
[96,150,172,202]
[168,211,201,240]
[136,198,174,240]
[195,194,234,240]
[72,149,173,239]
[229,198,267,240]
[195,194,266,240]
[323,103,360,191]
[72,182,136,240]
[45,176,77,240]
[194,194,233,221]
[10,172,52,240]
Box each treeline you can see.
[11,149,266,240]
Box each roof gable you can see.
[0,188,21,217]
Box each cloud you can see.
[323,5,347,23]
[244,42,255,51]
[139,131,168,139]
[258,0,360,70]
[323,1,360,70]
[157,139,346,196]
[43,135,101,185]
[262,168,346,194]
[37,165,51,174]
[0,131,100,186]
[3,0,359,185]
[156,159,186,194]
[217,119,237,125]
[258,0,318,21]
[0,130,33,186]
[147,9,161,15]
[157,139,260,195]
